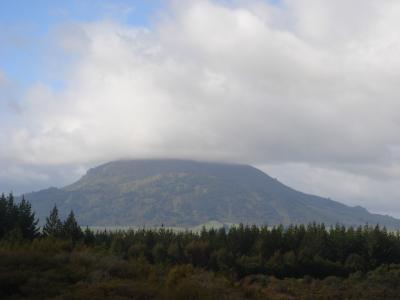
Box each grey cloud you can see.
[0,161,90,195]
[260,162,400,218]
[2,1,400,216]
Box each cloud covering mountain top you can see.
[1,0,400,216]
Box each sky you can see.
[1,0,400,217]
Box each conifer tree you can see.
[43,205,63,238]
[63,210,83,241]
[83,226,95,245]
[6,193,18,229]
[0,193,39,240]
[17,196,39,239]
[0,193,7,238]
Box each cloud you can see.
[260,163,400,217]
[0,71,20,118]
[2,0,400,215]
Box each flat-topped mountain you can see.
[24,159,400,228]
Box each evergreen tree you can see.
[63,210,83,241]
[17,196,39,239]
[0,193,7,238]
[6,193,18,230]
[0,193,39,240]
[83,226,95,245]
[43,205,63,238]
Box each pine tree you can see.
[1,193,19,238]
[17,196,39,239]
[83,226,95,245]
[63,210,83,241]
[0,193,8,239]
[43,205,63,238]
[6,193,18,230]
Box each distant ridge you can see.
[24,159,400,228]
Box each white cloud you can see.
[2,0,400,215]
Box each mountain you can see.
[24,159,400,228]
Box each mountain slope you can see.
[24,159,400,228]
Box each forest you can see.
[1,192,400,299]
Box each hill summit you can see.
[25,159,400,228]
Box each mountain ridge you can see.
[22,159,400,228]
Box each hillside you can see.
[24,159,400,228]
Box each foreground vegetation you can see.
[1,193,400,299]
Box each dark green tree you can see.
[17,196,39,239]
[0,193,39,240]
[63,210,83,241]
[6,193,18,230]
[0,193,7,238]
[83,226,95,245]
[43,205,63,238]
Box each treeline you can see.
[83,222,400,279]
[2,193,400,299]
[0,193,83,242]
[2,193,400,279]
